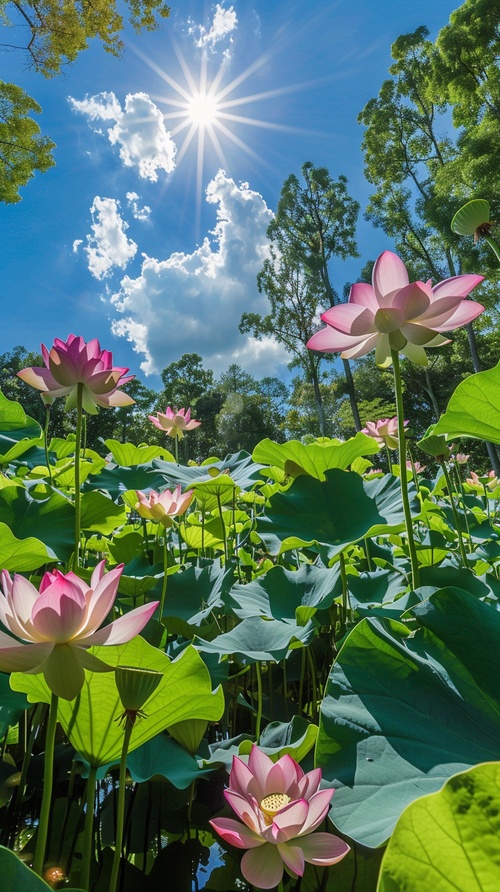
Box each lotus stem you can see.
[109,718,134,892]
[216,494,228,561]
[307,646,318,723]
[43,404,53,484]
[80,764,98,891]
[339,551,350,626]
[33,692,59,876]
[254,661,263,741]
[452,460,473,553]
[440,461,469,567]
[159,532,168,619]
[73,383,84,569]
[391,351,420,589]
[298,647,306,717]
[384,445,393,474]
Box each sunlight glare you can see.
[187,93,220,126]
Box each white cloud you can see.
[187,4,237,50]
[69,91,176,181]
[126,192,151,222]
[110,170,290,377]
[78,196,137,280]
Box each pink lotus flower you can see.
[0,562,158,700]
[467,470,499,491]
[307,251,484,367]
[135,486,194,527]
[452,453,470,465]
[406,460,427,474]
[149,406,201,439]
[17,335,135,414]
[362,416,407,449]
[210,745,349,889]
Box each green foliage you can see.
[378,762,500,891]
[316,588,500,847]
[433,360,500,445]
[257,469,414,557]
[241,162,360,435]
[11,638,224,767]
[0,0,170,76]
[0,82,55,203]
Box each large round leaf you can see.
[378,762,500,891]
[227,563,342,621]
[316,588,500,847]
[253,434,380,479]
[0,521,53,571]
[258,470,414,556]
[433,361,500,445]
[0,485,74,560]
[11,637,224,767]
[195,615,315,663]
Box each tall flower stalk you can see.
[307,249,485,592]
[391,351,420,588]
[73,383,83,567]
[32,692,58,876]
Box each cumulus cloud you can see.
[126,192,151,222]
[110,170,290,377]
[76,196,137,280]
[187,4,237,50]
[69,91,176,181]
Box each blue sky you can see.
[0,0,459,389]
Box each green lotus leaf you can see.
[195,615,315,663]
[0,392,43,464]
[253,433,380,480]
[433,361,500,445]
[0,521,55,570]
[227,564,342,621]
[451,199,490,235]
[126,734,216,786]
[316,588,500,847]
[378,762,500,892]
[11,638,224,767]
[0,484,74,560]
[240,716,318,763]
[104,439,174,466]
[0,673,29,739]
[257,470,414,557]
[162,560,235,627]
[180,515,225,549]
[153,450,264,490]
[80,490,126,533]
[0,845,84,891]
[84,464,168,501]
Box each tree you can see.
[430,0,500,215]
[157,353,214,412]
[1,0,170,75]
[0,0,170,201]
[358,25,500,471]
[0,82,55,203]
[241,163,360,436]
[215,392,284,455]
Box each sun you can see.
[186,92,220,127]
[129,39,323,229]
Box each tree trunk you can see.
[342,358,361,431]
[311,366,326,437]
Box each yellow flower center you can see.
[260,793,291,824]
